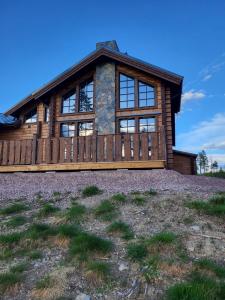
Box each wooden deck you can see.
[0,131,166,172]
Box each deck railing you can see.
[0,130,166,166]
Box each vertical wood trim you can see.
[32,134,37,165]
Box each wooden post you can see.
[32,134,37,165]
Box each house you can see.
[0,41,196,174]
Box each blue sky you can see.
[0,0,225,166]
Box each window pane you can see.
[119,119,135,133]
[138,81,155,107]
[25,109,37,123]
[139,117,156,132]
[79,79,94,112]
[119,74,135,109]
[62,92,76,113]
[78,122,93,136]
[60,123,75,137]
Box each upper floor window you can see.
[78,121,93,136]
[60,123,76,137]
[25,109,37,123]
[44,106,50,122]
[62,91,76,114]
[119,74,135,109]
[139,117,156,132]
[79,80,94,112]
[119,119,135,134]
[139,82,155,107]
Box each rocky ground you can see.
[0,170,225,300]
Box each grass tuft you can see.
[57,224,81,238]
[35,275,54,289]
[147,231,177,245]
[65,203,86,222]
[111,193,127,203]
[132,195,146,206]
[107,221,134,240]
[38,203,60,217]
[10,262,28,273]
[127,242,148,262]
[26,223,57,240]
[94,200,118,221]
[195,258,225,278]
[27,250,43,260]
[6,216,27,227]
[0,272,22,293]
[82,185,102,197]
[0,202,28,215]
[86,261,111,286]
[0,232,24,245]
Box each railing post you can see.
[160,126,167,161]
[32,134,37,165]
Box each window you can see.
[139,117,156,132]
[25,109,37,123]
[60,123,76,137]
[62,92,76,114]
[119,119,135,134]
[139,81,155,107]
[44,106,50,122]
[119,74,135,109]
[78,122,94,136]
[79,80,94,112]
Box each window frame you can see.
[24,108,38,124]
[116,115,158,134]
[61,90,76,114]
[59,119,95,138]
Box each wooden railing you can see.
[0,130,166,166]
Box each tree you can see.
[197,150,209,174]
[211,161,218,173]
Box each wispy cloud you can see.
[199,54,225,82]
[181,89,205,104]
[177,113,225,153]
[202,74,212,81]
[208,154,225,166]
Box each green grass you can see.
[82,185,102,197]
[147,231,177,245]
[94,200,118,221]
[0,231,24,245]
[86,260,111,281]
[127,242,148,262]
[69,232,113,258]
[195,258,225,278]
[144,189,157,196]
[37,203,60,217]
[57,224,81,238]
[107,221,134,240]
[166,272,225,300]
[187,193,225,216]
[27,250,43,260]
[0,272,22,293]
[143,255,160,282]
[0,202,28,215]
[204,170,225,179]
[26,223,57,240]
[0,248,13,260]
[6,215,27,227]
[111,193,127,203]
[65,203,86,222]
[132,195,146,206]
[10,262,28,273]
[35,275,53,289]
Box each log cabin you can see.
[0,41,197,174]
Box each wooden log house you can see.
[0,41,197,174]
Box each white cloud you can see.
[208,154,225,166]
[177,113,225,154]
[181,89,206,104]
[202,74,212,81]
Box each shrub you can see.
[6,216,27,227]
[0,272,22,293]
[107,221,134,240]
[94,200,117,221]
[195,258,225,278]
[0,202,28,215]
[111,193,127,203]
[127,243,148,262]
[132,196,146,206]
[38,203,60,217]
[147,231,177,245]
[65,204,86,221]
[0,232,24,245]
[69,232,113,257]
[82,185,102,197]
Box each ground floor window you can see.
[78,121,94,136]
[119,119,135,133]
[60,123,76,137]
[139,117,156,132]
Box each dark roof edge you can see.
[173,149,197,158]
[5,47,183,115]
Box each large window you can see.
[60,123,76,137]
[62,92,76,114]
[119,74,135,109]
[139,82,155,107]
[25,109,37,123]
[78,122,93,136]
[119,119,135,134]
[139,117,156,132]
[79,80,94,112]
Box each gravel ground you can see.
[0,170,225,204]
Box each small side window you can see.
[25,109,37,123]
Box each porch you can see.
[0,130,166,172]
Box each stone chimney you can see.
[96,40,119,51]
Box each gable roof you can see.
[5,46,183,115]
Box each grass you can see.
[204,170,225,179]
[86,261,111,285]
[0,272,22,293]
[166,272,225,300]
[82,185,102,197]
[195,258,225,278]
[0,202,28,215]
[0,248,13,260]
[35,275,54,289]
[57,224,81,238]
[26,223,57,240]
[27,250,43,260]
[127,242,148,262]
[0,231,24,245]
[187,193,225,216]
[6,215,27,227]
[107,221,134,240]
[111,193,127,203]
[65,203,86,222]
[69,232,113,258]
[147,231,177,245]
[144,189,157,196]
[10,262,28,273]
[143,255,160,282]
[38,203,60,217]
[94,200,118,221]
[132,195,146,206]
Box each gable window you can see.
[78,121,93,136]
[60,123,76,137]
[139,117,156,132]
[139,82,155,107]
[119,74,135,109]
[62,91,76,114]
[119,119,135,134]
[44,106,50,122]
[79,79,94,112]
[25,109,37,123]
